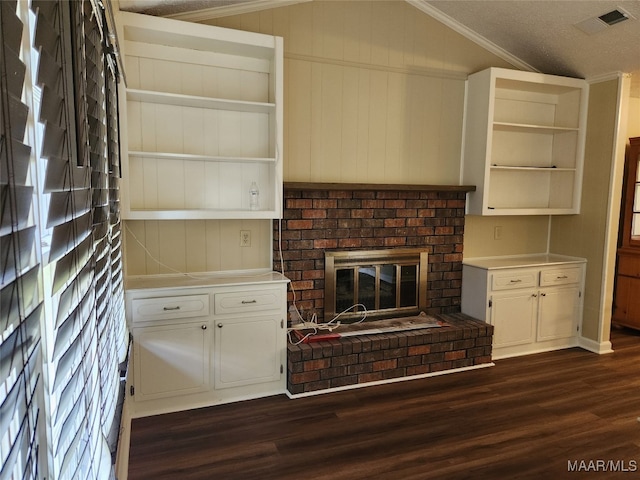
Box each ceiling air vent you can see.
[599,8,630,26]
[574,7,633,35]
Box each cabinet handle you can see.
[217,323,223,328]
[201,325,207,330]
[556,275,568,279]
[241,300,257,304]
[509,279,522,283]
[532,294,537,298]
[163,306,181,311]
[541,293,546,296]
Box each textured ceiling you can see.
[424,0,640,97]
[118,0,640,97]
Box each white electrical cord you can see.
[126,216,367,345]
[124,222,286,281]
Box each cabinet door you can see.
[214,315,282,389]
[537,286,580,341]
[490,291,537,348]
[133,322,211,400]
[613,275,640,329]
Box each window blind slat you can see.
[0,138,31,185]
[53,236,93,294]
[0,184,33,234]
[2,43,26,98]
[55,267,94,331]
[0,2,21,53]
[0,266,40,333]
[0,226,36,285]
[48,211,92,263]
[43,157,90,193]
[47,189,92,229]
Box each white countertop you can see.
[125,270,290,291]
[462,253,586,270]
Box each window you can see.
[1,1,127,478]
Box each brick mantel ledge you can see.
[283,182,476,193]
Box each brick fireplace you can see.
[274,182,494,395]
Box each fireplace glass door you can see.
[326,249,427,322]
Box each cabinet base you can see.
[128,381,286,418]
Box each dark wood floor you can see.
[128,327,640,479]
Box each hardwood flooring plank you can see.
[128,328,640,479]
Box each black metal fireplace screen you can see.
[324,249,428,322]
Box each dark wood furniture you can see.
[613,137,640,330]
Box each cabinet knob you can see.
[532,294,537,298]
[541,293,546,296]
[217,323,223,328]
[201,325,207,330]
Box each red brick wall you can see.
[274,186,467,321]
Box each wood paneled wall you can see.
[206,0,512,185]
[124,219,272,275]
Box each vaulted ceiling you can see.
[118,0,640,97]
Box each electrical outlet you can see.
[494,226,503,240]
[240,230,251,247]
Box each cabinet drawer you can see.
[539,267,582,286]
[131,294,209,323]
[491,270,537,291]
[214,289,281,315]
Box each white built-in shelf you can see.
[462,67,588,216]
[125,209,279,221]
[126,89,276,113]
[493,122,579,135]
[490,166,576,171]
[118,11,283,220]
[128,151,277,164]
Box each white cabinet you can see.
[131,293,211,400]
[133,321,211,400]
[461,254,586,359]
[490,290,536,348]
[117,11,283,220]
[213,287,285,389]
[537,285,581,341]
[462,67,588,215]
[215,315,282,389]
[124,273,289,417]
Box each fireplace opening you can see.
[324,248,428,322]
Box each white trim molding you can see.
[579,335,614,355]
[406,0,538,74]
[167,0,312,22]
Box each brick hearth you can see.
[287,313,493,395]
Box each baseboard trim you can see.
[115,396,132,480]
[578,336,614,354]
[286,362,495,399]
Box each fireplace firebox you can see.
[324,249,428,322]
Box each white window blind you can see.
[1,0,44,478]
[1,1,127,478]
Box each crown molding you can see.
[586,71,629,84]
[166,0,311,22]
[405,0,538,73]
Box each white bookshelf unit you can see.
[118,11,283,220]
[462,67,588,216]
